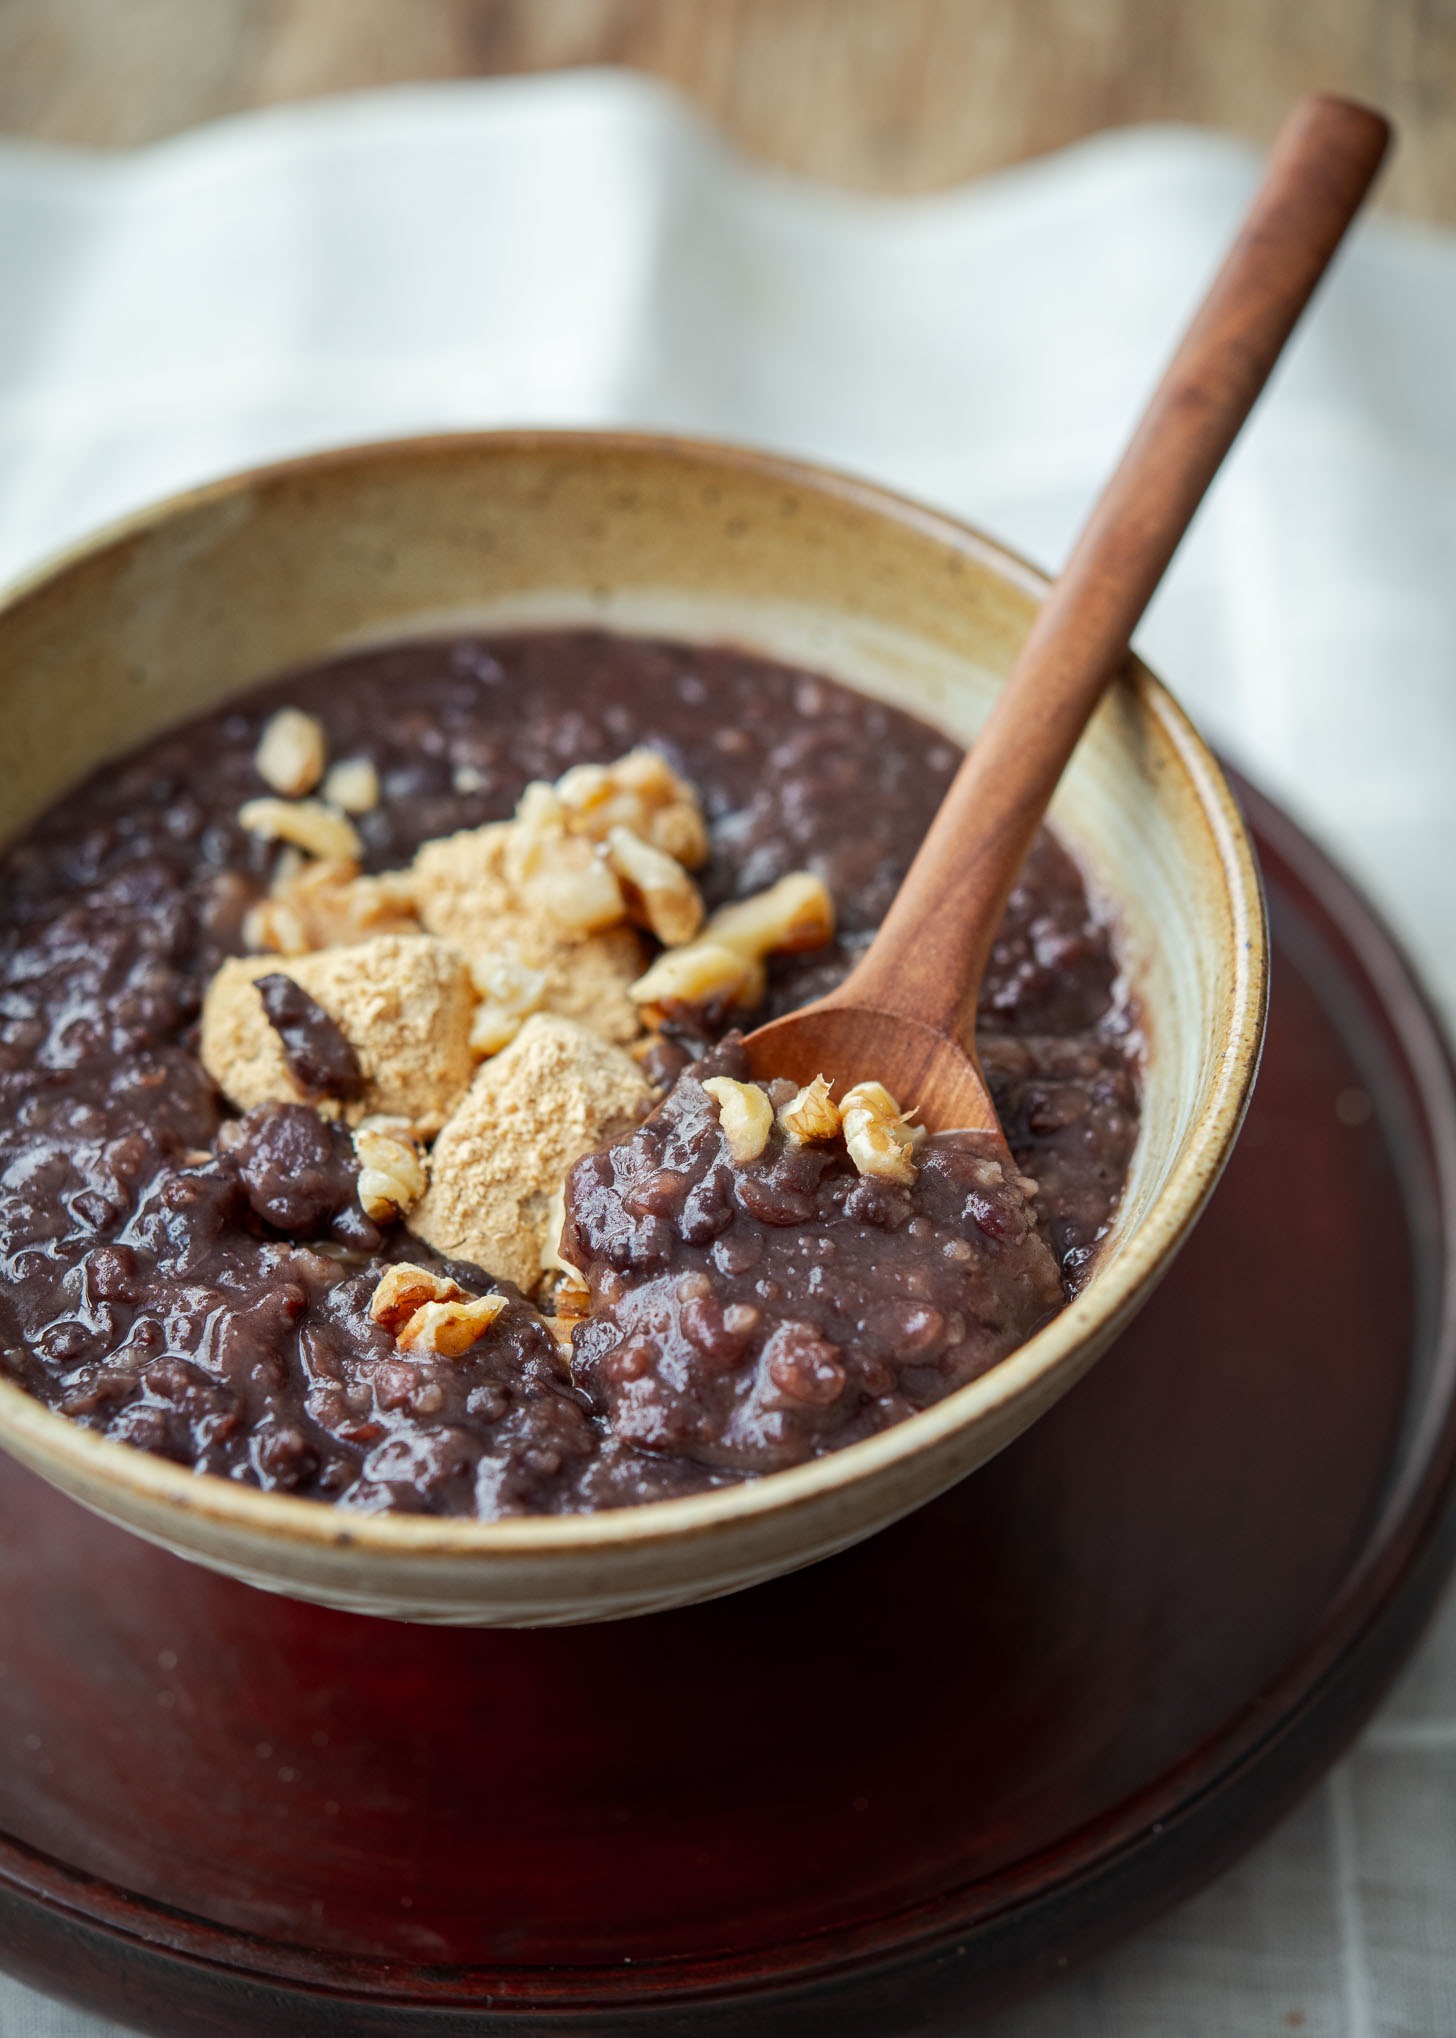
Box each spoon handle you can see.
[840,94,1390,1037]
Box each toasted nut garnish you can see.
[271,844,308,890]
[353,1116,428,1223]
[703,1076,775,1163]
[538,1186,591,1320]
[322,757,380,814]
[612,750,710,867]
[527,850,626,935]
[515,780,568,834]
[779,1074,841,1143]
[470,1007,528,1057]
[706,872,835,960]
[553,749,708,868]
[243,896,308,956]
[841,1081,919,1186]
[243,858,417,955]
[369,1261,468,1336]
[468,951,548,1057]
[357,1168,420,1224]
[396,1293,508,1357]
[550,1271,591,1319]
[548,762,617,824]
[539,1286,586,1353]
[508,817,626,935]
[605,825,704,947]
[542,1182,567,1266]
[627,872,832,1024]
[255,708,327,798]
[630,941,763,1026]
[239,797,363,864]
[500,753,710,940]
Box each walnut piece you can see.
[353,1116,428,1223]
[629,871,834,1025]
[468,950,549,1057]
[779,1074,841,1143]
[706,872,835,960]
[200,935,476,1135]
[487,751,709,943]
[368,1264,508,1355]
[630,942,762,1028]
[508,818,627,935]
[539,1184,591,1315]
[322,757,381,814]
[841,1080,920,1186]
[239,796,363,864]
[408,1012,651,1292]
[604,825,704,947]
[702,1075,774,1162]
[244,858,418,955]
[369,1261,468,1336]
[553,748,708,868]
[396,1294,508,1357]
[255,708,327,798]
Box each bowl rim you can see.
[0,426,1269,1560]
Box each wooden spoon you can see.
[744,94,1390,1133]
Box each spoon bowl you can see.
[744,1007,999,1134]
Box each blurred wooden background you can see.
[0,0,1451,218]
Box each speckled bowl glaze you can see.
[0,432,1267,1625]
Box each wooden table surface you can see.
[0,0,1451,220]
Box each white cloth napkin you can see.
[1,72,1454,2037]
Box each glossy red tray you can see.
[1,779,1454,2036]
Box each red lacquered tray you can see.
[1,779,1454,2037]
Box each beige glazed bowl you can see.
[0,432,1267,1625]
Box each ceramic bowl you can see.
[0,432,1267,1624]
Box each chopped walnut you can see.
[553,748,709,868]
[630,941,763,1028]
[244,858,418,955]
[702,1075,775,1163]
[353,1116,428,1223]
[546,1270,591,1316]
[539,1185,591,1320]
[515,780,567,834]
[841,1081,920,1186]
[779,1074,841,1143]
[628,871,834,1026]
[396,1293,508,1357]
[255,708,327,798]
[706,872,835,961]
[322,757,381,814]
[507,812,627,936]
[604,825,704,947]
[244,894,308,957]
[369,1261,468,1336]
[468,951,548,1057]
[238,796,363,864]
